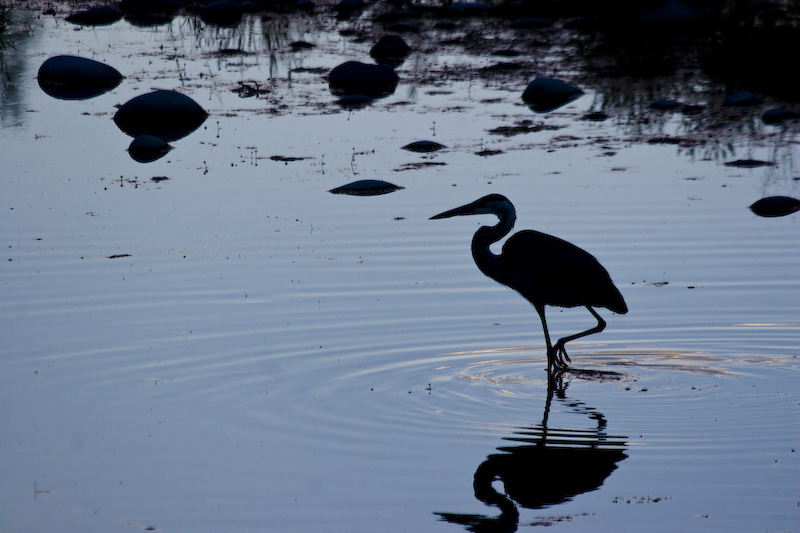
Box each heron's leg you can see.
[553,306,606,363]
[535,305,566,372]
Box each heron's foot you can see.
[547,345,570,372]
[553,341,571,367]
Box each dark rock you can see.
[329,179,404,196]
[328,61,399,98]
[402,140,445,153]
[724,159,774,168]
[66,6,123,26]
[38,55,123,100]
[370,35,411,66]
[200,0,243,26]
[749,196,800,217]
[114,90,208,141]
[290,41,315,50]
[762,107,800,124]
[521,77,583,113]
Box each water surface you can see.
[1,8,798,532]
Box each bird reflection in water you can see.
[431,195,627,373]
[436,373,628,533]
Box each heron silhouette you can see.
[430,194,627,372]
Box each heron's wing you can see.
[502,230,626,312]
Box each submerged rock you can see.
[128,135,172,163]
[114,90,208,141]
[402,140,445,153]
[329,179,404,196]
[328,61,399,98]
[38,55,123,100]
[749,196,800,218]
[522,77,583,113]
[66,6,123,26]
[370,35,411,67]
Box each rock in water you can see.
[66,6,123,26]
[329,180,404,196]
[114,90,208,141]
[38,55,123,100]
[328,61,399,98]
[370,36,411,67]
[199,0,243,26]
[522,77,583,113]
[749,196,800,217]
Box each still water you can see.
[1,6,798,532]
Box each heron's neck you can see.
[471,213,515,279]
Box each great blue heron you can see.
[430,194,627,372]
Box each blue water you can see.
[1,9,798,532]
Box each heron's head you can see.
[430,194,515,221]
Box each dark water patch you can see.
[269,155,308,163]
[394,161,447,171]
[488,120,563,137]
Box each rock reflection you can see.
[437,374,627,532]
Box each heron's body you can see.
[431,194,627,371]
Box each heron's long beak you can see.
[430,201,481,220]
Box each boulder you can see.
[370,35,411,66]
[522,77,583,113]
[328,61,399,98]
[199,0,243,26]
[65,6,123,26]
[38,55,123,100]
[114,90,208,141]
